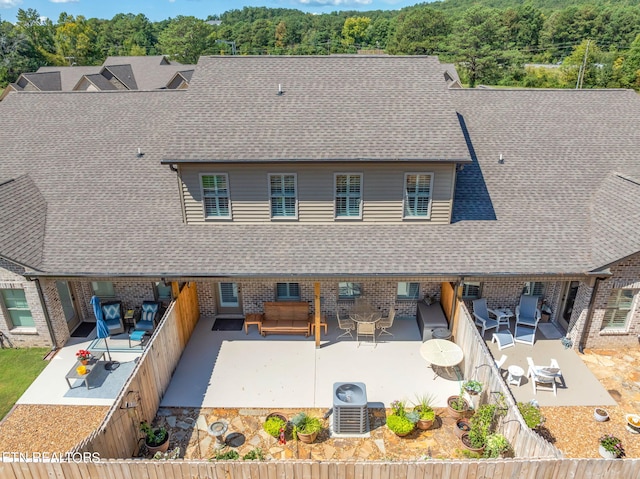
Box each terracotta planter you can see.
[267,412,288,423]
[417,418,434,430]
[296,431,318,444]
[447,396,470,419]
[80,359,89,365]
[146,432,170,455]
[461,433,484,455]
[454,418,471,439]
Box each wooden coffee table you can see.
[65,352,105,389]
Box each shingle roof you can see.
[0,59,639,277]
[22,72,62,91]
[164,56,471,162]
[0,175,46,269]
[37,66,101,91]
[81,73,118,91]
[103,65,138,90]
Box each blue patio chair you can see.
[472,298,499,338]
[134,301,161,332]
[100,301,125,335]
[515,296,541,345]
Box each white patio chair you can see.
[376,308,395,336]
[515,296,541,345]
[527,357,561,396]
[492,330,515,350]
[494,354,508,375]
[336,312,355,339]
[472,298,499,338]
[356,321,376,347]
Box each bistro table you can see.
[349,299,382,323]
[419,339,464,380]
[493,307,514,331]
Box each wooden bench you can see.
[260,302,312,337]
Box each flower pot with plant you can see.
[290,412,323,444]
[140,421,170,454]
[594,408,609,422]
[76,349,92,365]
[484,433,510,458]
[461,403,496,453]
[263,414,287,438]
[447,386,471,419]
[462,380,483,396]
[454,418,471,439]
[413,394,436,430]
[599,434,625,459]
[386,400,419,437]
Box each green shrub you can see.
[290,412,322,440]
[213,449,239,460]
[263,416,286,438]
[484,433,510,458]
[386,414,415,435]
[517,402,544,429]
[242,448,264,461]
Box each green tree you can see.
[560,39,603,88]
[157,16,215,64]
[387,7,450,55]
[96,13,156,57]
[54,13,99,65]
[342,16,371,47]
[0,17,42,86]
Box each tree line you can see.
[2,2,640,89]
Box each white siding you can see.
[181,162,455,224]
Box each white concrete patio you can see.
[161,316,461,409]
[17,332,142,406]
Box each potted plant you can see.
[462,379,483,396]
[75,349,92,365]
[447,385,471,419]
[386,400,419,437]
[517,401,544,429]
[598,434,625,459]
[461,403,496,454]
[140,421,170,454]
[454,418,471,439]
[263,414,287,438]
[484,433,510,458]
[413,394,437,430]
[594,408,609,422]
[290,412,323,444]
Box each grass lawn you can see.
[0,348,49,420]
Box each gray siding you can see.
[180,162,455,224]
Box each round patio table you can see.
[420,339,464,380]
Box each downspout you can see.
[577,277,602,354]
[34,278,58,351]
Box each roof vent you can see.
[498,153,504,164]
[277,83,284,96]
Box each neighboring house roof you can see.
[103,64,138,90]
[164,56,471,163]
[0,175,46,269]
[36,66,101,91]
[21,72,62,91]
[78,73,119,91]
[0,58,639,278]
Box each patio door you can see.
[56,281,80,333]
[558,281,579,331]
[216,282,243,316]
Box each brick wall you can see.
[0,260,52,348]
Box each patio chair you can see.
[134,300,161,332]
[337,312,355,338]
[494,354,508,374]
[472,298,499,338]
[515,296,541,345]
[100,301,125,335]
[491,330,515,350]
[356,321,376,347]
[376,308,396,336]
[527,357,562,396]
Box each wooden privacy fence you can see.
[72,282,200,458]
[2,458,640,479]
[455,302,562,459]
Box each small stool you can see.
[508,365,525,386]
[128,329,146,349]
[492,330,515,350]
[244,313,262,335]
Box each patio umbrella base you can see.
[104,360,120,371]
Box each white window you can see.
[276,283,300,301]
[462,281,482,300]
[602,289,638,330]
[404,173,433,218]
[339,282,362,300]
[201,174,231,219]
[1,288,34,328]
[154,282,172,301]
[397,282,420,300]
[523,282,545,297]
[218,283,239,307]
[335,174,362,218]
[269,174,297,218]
[91,281,115,298]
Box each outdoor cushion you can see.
[102,303,121,320]
[539,367,560,376]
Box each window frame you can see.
[338,282,363,300]
[602,288,638,330]
[268,173,298,220]
[461,281,482,300]
[154,281,173,302]
[91,281,115,298]
[403,172,434,219]
[334,173,363,219]
[0,288,35,329]
[276,282,301,301]
[200,173,232,220]
[397,282,420,301]
[523,281,545,297]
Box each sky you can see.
[0,0,422,23]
